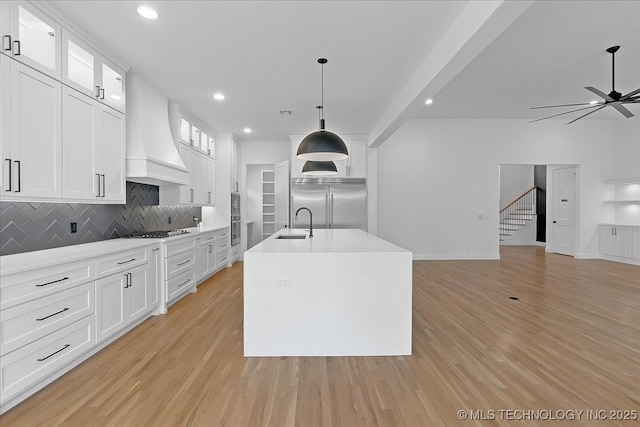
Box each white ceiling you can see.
[47,0,640,143]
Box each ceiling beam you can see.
[367,0,534,148]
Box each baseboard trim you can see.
[600,254,640,266]
[413,253,501,261]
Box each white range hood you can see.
[125,74,189,186]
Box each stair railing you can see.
[499,186,537,237]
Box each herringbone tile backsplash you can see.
[0,182,202,255]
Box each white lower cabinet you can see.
[164,236,197,305]
[95,263,150,344]
[600,224,639,263]
[197,233,217,282]
[0,241,160,413]
[0,316,95,403]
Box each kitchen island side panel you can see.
[244,251,412,356]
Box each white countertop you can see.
[247,229,409,254]
[0,224,230,275]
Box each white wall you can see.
[377,118,622,260]
[499,164,534,209]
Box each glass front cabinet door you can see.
[62,30,125,113]
[1,1,62,78]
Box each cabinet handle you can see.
[177,259,191,266]
[14,160,20,192]
[100,88,105,100]
[96,174,101,197]
[117,258,136,265]
[37,344,70,362]
[101,174,106,197]
[208,191,211,204]
[190,188,194,203]
[3,35,11,51]
[152,248,160,252]
[96,86,101,98]
[36,307,70,321]
[208,245,212,254]
[13,40,20,56]
[5,158,11,191]
[178,278,191,287]
[36,277,69,287]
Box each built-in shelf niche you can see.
[262,170,275,238]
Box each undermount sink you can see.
[276,235,307,240]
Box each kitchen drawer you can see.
[0,262,94,310]
[216,240,230,254]
[165,237,197,257]
[1,282,95,356]
[198,232,217,245]
[216,251,230,269]
[0,316,95,402]
[216,229,230,241]
[96,249,148,278]
[166,250,196,279]
[166,269,196,302]
[232,245,241,258]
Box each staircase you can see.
[500,186,537,242]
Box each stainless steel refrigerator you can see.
[291,178,367,231]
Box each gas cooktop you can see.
[121,230,190,239]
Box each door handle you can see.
[5,158,11,191]
[14,160,21,192]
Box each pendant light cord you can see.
[321,61,324,122]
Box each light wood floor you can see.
[2,246,639,426]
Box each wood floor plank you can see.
[1,246,638,426]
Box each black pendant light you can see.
[297,58,349,162]
[302,160,338,176]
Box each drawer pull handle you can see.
[117,258,136,265]
[37,277,69,287]
[37,344,70,362]
[177,259,191,266]
[178,278,191,287]
[36,307,70,321]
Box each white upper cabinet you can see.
[0,54,9,195]
[61,86,124,202]
[62,30,125,113]
[1,1,61,78]
[2,59,61,199]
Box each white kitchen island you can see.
[244,229,412,356]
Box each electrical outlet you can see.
[70,222,77,233]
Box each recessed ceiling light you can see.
[213,93,225,101]
[243,128,252,133]
[137,5,158,20]
[425,98,433,105]
[589,100,598,105]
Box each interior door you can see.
[274,160,289,230]
[552,167,576,256]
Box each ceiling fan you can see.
[530,46,640,124]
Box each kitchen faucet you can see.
[295,207,313,237]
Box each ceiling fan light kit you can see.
[297,58,349,163]
[531,45,639,124]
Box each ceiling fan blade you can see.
[585,86,614,101]
[621,88,640,100]
[529,104,601,123]
[566,106,606,124]
[531,102,598,110]
[611,103,635,118]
